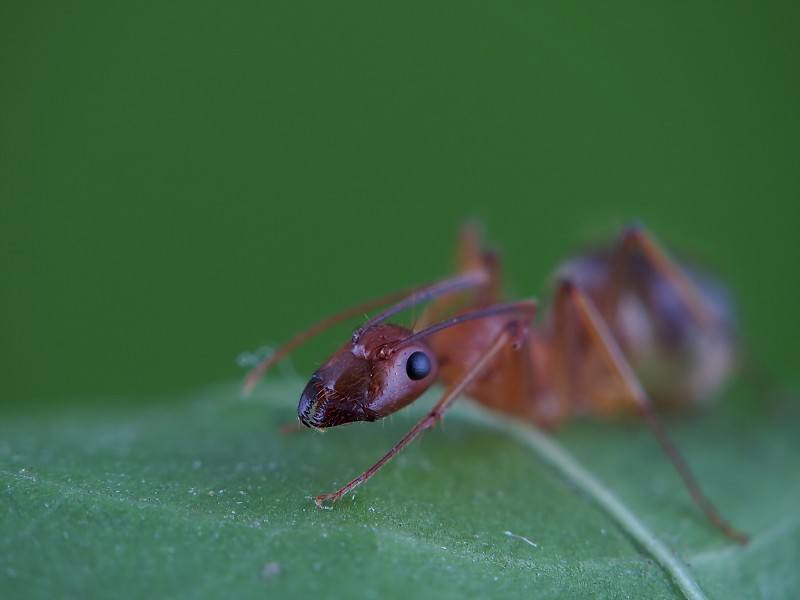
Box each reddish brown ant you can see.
[243,225,749,544]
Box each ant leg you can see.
[416,224,503,330]
[314,302,535,508]
[601,226,718,328]
[455,223,503,307]
[553,279,749,544]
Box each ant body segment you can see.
[243,225,748,544]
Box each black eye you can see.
[405,351,431,380]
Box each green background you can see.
[2,3,800,599]
[2,2,798,406]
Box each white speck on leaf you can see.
[504,530,539,548]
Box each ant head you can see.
[298,324,438,429]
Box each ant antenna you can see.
[242,269,489,395]
[390,300,537,355]
[351,270,488,343]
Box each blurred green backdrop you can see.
[1,2,798,408]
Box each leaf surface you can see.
[1,381,797,599]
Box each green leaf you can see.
[1,380,798,600]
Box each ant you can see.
[243,225,749,544]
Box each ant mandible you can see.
[243,225,749,544]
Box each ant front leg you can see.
[552,279,749,544]
[314,301,536,508]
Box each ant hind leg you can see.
[551,278,749,544]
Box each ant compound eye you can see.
[405,351,431,381]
